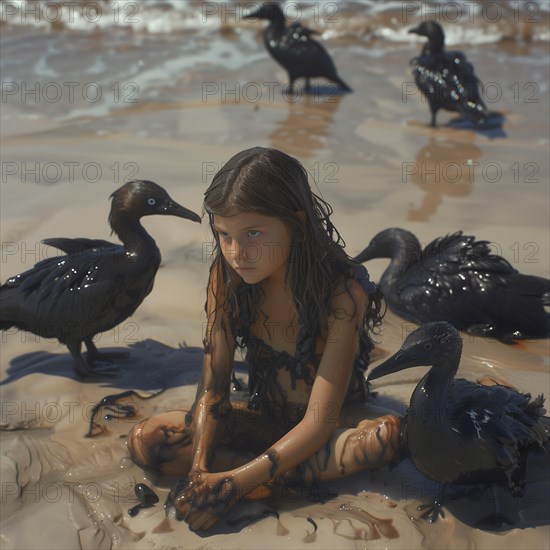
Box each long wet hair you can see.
[203,146,383,378]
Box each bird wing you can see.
[446,50,485,102]
[412,50,488,121]
[397,232,515,293]
[394,232,549,337]
[422,232,516,275]
[42,237,115,255]
[446,380,547,468]
[289,22,320,38]
[1,244,153,341]
[267,24,338,78]
[504,272,550,297]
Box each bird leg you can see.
[85,339,130,363]
[66,340,119,379]
[428,99,439,127]
[477,485,515,527]
[286,78,296,96]
[67,341,100,379]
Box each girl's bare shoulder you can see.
[331,277,368,321]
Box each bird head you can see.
[409,21,445,50]
[109,180,201,224]
[367,321,463,382]
[354,228,418,263]
[244,2,284,22]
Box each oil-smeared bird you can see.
[409,21,489,127]
[0,180,201,379]
[244,2,352,94]
[368,322,549,523]
[354,228,550,344]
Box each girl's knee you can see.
[127,417,157,472]
[375,414,401,442]
[378,415,402,459]
[126,411,191,477]
[345,414,403,470]
[365,414,401,452]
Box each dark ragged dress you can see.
[235,264,378,444]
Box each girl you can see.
[127,147,402,531]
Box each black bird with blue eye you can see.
[244,2,352,94]
[368,322,549,524]
[0,180,201,379]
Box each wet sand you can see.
[1,15,549,550]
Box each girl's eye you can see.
[147,198,156,206]
[247,230,261,238]
[219,231,230,239]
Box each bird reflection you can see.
[270,94,343,159]
[407,138,482,221]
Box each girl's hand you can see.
[169,470,239,531]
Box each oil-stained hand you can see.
[169,470,239,531]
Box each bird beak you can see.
[408,26,421,35]
[353,244,375,264]
[162,200,201,223]
[367,350,417,382]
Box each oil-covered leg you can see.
[477,484,514,527]
[127,405,279,478]
[85,339,130,363]
[286,76,296,95]
[67,340,113,379]
[427,99,439,127]
[336,415,403,474]
[278,414,403,485]
[127,410,194,477]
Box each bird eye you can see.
[424,343,433,351]
[147,198,156,206]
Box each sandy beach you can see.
[1,1,549,548]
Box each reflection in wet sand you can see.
[406,138,482,221]
[270,94,343,158]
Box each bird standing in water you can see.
[368,322,549,523]
[354,228,550,344]
[244,3,352,94]
[0,180,201,379]
[409,21,489,127]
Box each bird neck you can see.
[424,37,444,56]
[110,216,157,256]
[266,11,286,34]
[380,233,422,292]
[413,355,459,411]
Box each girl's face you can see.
[213,212,293,286]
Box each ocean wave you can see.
[1,0,548,123]
[1,1,548,44]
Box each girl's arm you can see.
[188,264,236,474]
[181,280,367,530]
[229,279,366,482]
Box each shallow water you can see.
[1,1,549,549]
